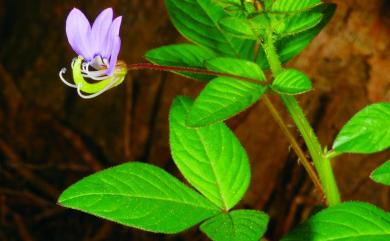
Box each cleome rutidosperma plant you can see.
[58,1,390,241]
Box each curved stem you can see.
[127,63,261,85]
[263,32,341,206]
[263,95,325,201]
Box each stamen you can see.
[71,57,78,68]
[78,57,111,81]
[81,72,109,80]
[76,77,118,99]
[81,68,107,76]
[59,68,77,88]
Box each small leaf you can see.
[219,17,258,39]
[281,201,390,241]
[58,162,220,234]
[333,103,390,154]
[165,0,255,59]
[277,3,336,63]
[371,160,390,186]
[281,12,322,36]
[200,210,269,241]
[169,97,250,210]
[270,0,323,37]
[188,77,266,126]
[145,44,217,81]
[272,0,321,11]
[271,69,312,95]
[206,57,265,81]
[256,3,336,67]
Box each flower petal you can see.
[91,8,113,57]
[101,16,122,59]
[106,36,121,76]
[66,8,93,60]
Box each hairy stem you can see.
[263,32,341,206]
[263,95,325,200]
[127,63,261,85]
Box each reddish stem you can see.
[127,63,263,85]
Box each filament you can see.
[59,68,77,88]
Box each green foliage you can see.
[270,0,322,37]
[213,0,257,18]
[274,12,322,37]
[145,44,217,81]
[219,16,259,39]
[58,162,220,234]
[281,202,390,241]
[333,103,390,154]
[165,0,255,59]
[188,77,266,126]
[276,3,336,62]
[169,97,250,210]
[206,57,265,80]
[184,57,266,126]
[371,160,390,186]
[256,3,336,67]
[200,210,269,241]
[271,69,312,95]
[271,0,321,11]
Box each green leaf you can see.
[206,57,266,81]
[188,77,266,126]
[165,0,255,59]
[270,0,322,36]
[281,201,390,241]
[371,160,390,186]
[271,0,321,11]
[58,162,220,234]
[200,210,269,241]
[256,3,336,67]
[278,12,322,37]
[145,44,217,81]
[277,3,336,63]
[213,0,241,9]
[219,17,258,39]
[333,103,390,154]
[169,97,250,210]
[271,69,312,95]
[184,57,266,126]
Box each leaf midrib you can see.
[60,193,218,211]
[179,98,229,210]
[195,126,229,210]
[196,0,241,58]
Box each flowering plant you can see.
[58,1,390,241]
[59,8,126,99]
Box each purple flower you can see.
[66,8,122,75]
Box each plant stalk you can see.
[262,95,325,201]
[127,63,261,85]
[263,32,341,206]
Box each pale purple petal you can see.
[66,8,93,60]
[101,16,122,58]
[91,8,113,56]
[106,36,121,76]
[110,16,122,36]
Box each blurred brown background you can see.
[0,0,389,240]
